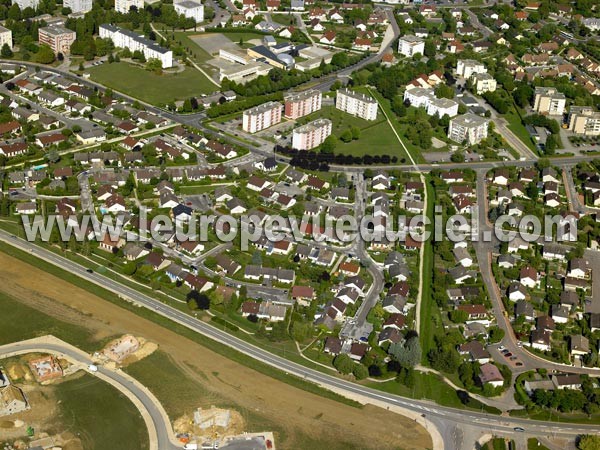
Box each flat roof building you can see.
[284,89,322,119]
[568,106,600,136]
[38,26,76,55]
[336,88,378,121]
[534,87,566,116]
[398,35,424,57]
[242,101,282,133]
[174,0,204,23]
[292,118,332,150]
[100,24,173,68]
[448,113,490,145]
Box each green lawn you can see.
[419,178,440,361]
[0,291,101,352]
[86,62,216,105]
[54,374,149,450]
[366,373,465,408]
[172,32,214,64]
[218,31,272,44]
[528,438,550,450]
[504,105,537,154]
[300,104,410,159]
[366,88,421,163]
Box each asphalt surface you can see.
[0,340,180,450]
[2,230,600,448]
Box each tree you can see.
[579,435,600,450]
[340,129,353,143]
[333,353,354,374]
[7,4,21,20]
[545,134,558,155]
[35,45,55,64]
[449,309,468,323]
[321,135,337,154]
[424,40,437,58]
[1,43,13,58]
[488,326,505,344]
[353,363,369,380]
[389,336,421,368]
[435,84,455,99]
[187,290,210,310]
[123,262,137,275]
[427,347,460,372]
[145,57,163,74]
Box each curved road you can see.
[0,337,180,450]
[2,231,600,449]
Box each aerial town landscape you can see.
[0,0,599,449]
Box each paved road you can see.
[473,170,600,377]
[0,338,180,450]
[3,230,600,449]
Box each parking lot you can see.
[488,344,525,370]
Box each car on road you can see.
[498,345,505,351]
[86,268,93,273]
[513,427,525,432]
[504,352,512,357]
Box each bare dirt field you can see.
[0,251,432,450]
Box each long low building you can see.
[292,118,332,150]
[99,24,173,68]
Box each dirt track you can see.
[0,251,432,450]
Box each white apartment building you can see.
[0,26,12,50]
[568,106,600,136]
[38,26,76,55]
[448,113,490,145]
[12,0,39,10]
[398,35,424,57]
[292,118,332,150]
[471,72,497,94]
[64,0,92,13]
[335,88,378,121]
[284,89,322,119]
[534,87,566,116]
[456,59,486,79]
[242,101,282,133]
[99,24,173,68]
[114,0,143,13]
[174,0,204,23]
[403,87,459,117]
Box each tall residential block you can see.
[568,107,600,136]
[284,89,322,119]
[534,87,566,116]
[335,88,378,121]
[242,101,282,133]
[398,35,424,57]
[174,0,204,23]
[64,0,93,13]
[0,26,12,50]
[448,113,490,145]
[292,118,332,150]
[115,0,143,13]
[38,26,76,55]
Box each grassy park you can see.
[54,374,149,450]
[87,62,216,105]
